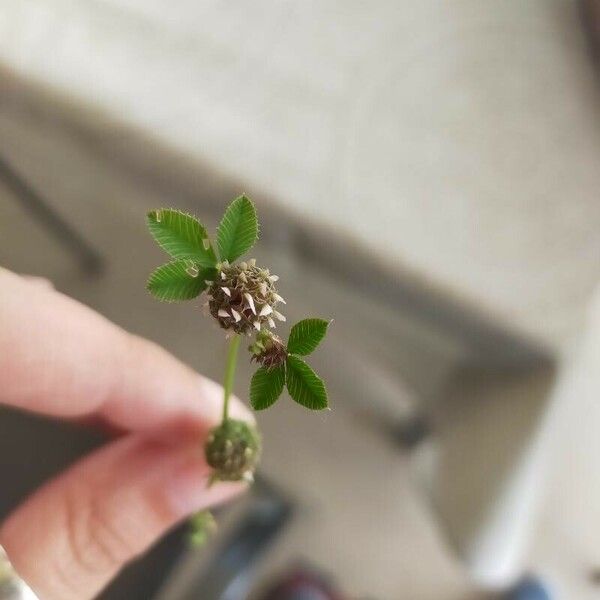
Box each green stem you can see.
[222,334,241,422]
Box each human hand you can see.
[0,268,252,599]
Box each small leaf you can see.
[250,365,285,411]
[147,209,216,267]
[217,195,259,262]
[287,318,330,356]
[285,355,328,410]
[147,261,216,302]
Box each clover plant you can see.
[146,195,330,543]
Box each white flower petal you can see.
[273,293,286,304]
[268,317,276,328]
[274,311,286,322]
[220,271,227,280]
[268,275,279,282]
[221,286,231,297]
[253,320,261,331]
[259,304,273,316]
[231,309,242,322]
[244,293,257,314]
[218,309,230,318]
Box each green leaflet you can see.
[250,365,286,411]
[287,318,330,356]
[285,355,328,410]
[147,261,216,302]
[216,195,259,262]
[147,209,216,267]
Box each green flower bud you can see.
[204,419,261,482]
[250,330,288,370]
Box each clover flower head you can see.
[250,330,288,370]
[206,259,286,335]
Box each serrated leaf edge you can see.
[147,208,217,266]
[286,318,331,356]
[146,260,214,303]
[250,365,286,411]
[216,195,260,263]
[285,355,328,411]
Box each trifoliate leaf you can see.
[147,209,216,267]
[250,365,286,411]
[285,355,328,410]
[216,195,259,262]
[287,318,330,356]
[147,261,216,302]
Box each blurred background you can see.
[1,1,600,598]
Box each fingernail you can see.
[164,458,247,517]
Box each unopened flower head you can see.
[205,419,261,482]
[207,259,285,335]
[250,330,288,370]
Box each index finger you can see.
[0,268,250,435]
